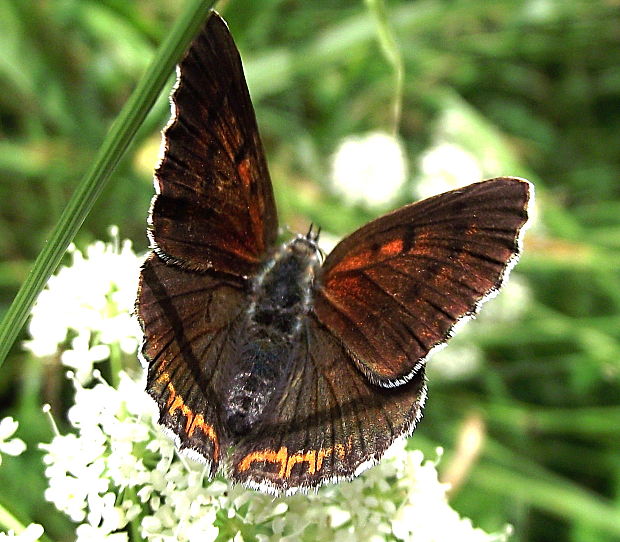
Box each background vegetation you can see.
[1,0,620,540]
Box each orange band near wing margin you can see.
[238,437,353,479]
[156,372,220,461]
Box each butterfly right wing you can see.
[313,177,533,386]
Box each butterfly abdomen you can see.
[223,236,322,435]
[223,338,284,435]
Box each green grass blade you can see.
[0,0,216,368]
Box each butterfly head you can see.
[296,223,325,263]
[287,233,321,269]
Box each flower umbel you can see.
[0,524,45,542]
[330,131,408,207]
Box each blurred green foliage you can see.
[1,0,620,541]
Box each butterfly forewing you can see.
[151,13,278,277]
[314,178,532,386]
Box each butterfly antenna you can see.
[306,223,321,242]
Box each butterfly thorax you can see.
[223,235,322,436]
[249,235,321,337]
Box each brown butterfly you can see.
[136,11,533,495]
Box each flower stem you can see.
[0,502,53,542]
[365,0,405,135]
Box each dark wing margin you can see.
[136,254,246,474]
[150,11,278,278]
[227,319,426,494]
[313,177,534,386]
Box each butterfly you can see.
[136,10,533,495]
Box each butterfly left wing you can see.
[226,319,426,494]
[313,177,533,386]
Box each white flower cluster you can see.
[39,372,509,542]
[0,525,44,542]
[23,228,143,383]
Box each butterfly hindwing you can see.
[137,253,248,473]
[227,318,426,493]
[151,12,278,277]
[314,178,533,386]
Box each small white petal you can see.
[0,417,18,440]
[0,437,26,457]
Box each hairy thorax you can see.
[223,235,322,435]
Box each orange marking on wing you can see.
[331,238,408,275]
[162,381,220,460]
[237,157,252,189]
[334,443,346,459]
[331,250,373,273]
[156,371,171,393]
[237,156,263,253]
[165,382,176,409]
[238,446,289,478]
[379,238,404,257]
[465,224,478,238]
[316,437,352,471]
[168,394,189,417]
[285,450,317,478]
[188,414,220,461]
[239,440,353,479]
[154,372,175,408]
[155,358,170,377]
